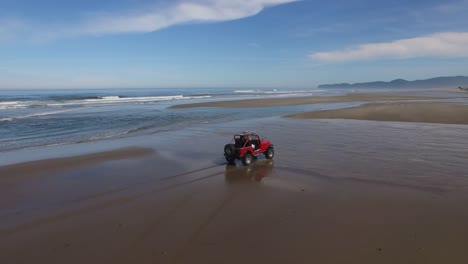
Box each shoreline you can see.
[171,93,439,109]
[285,102,468,125]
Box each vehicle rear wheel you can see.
[224,144,236,156]
[224,144,237,164]
[264,147,274,159]
[225,156,236,164]
[242,152,254,166]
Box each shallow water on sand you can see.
[2,117,468,264]
[3,116,468,192]
[137,118,468,194]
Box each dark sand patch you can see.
[0,147,155,178]
[1,159,468,264]
[171,94,438,109]
[285,102,468,125]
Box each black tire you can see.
[242,152,254,166]
[224,144,237,163]
[264,147,274,159]
[225,156,236,164]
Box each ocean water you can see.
[0,88,344,152]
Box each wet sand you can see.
[1,119,468,264]
[285,102,468,125]
[0,147,155,178]
[171,93,437,109]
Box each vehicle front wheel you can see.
[264,147,274,159]
[242,152,254,166]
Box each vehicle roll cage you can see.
[231,132,260,148]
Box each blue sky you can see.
[1,0,468,89]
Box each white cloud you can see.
[81,0,298,35]
[310,32,468,62]
[0,0,298,42]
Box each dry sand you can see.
[285,102,468,125]
[2,119,468,264]
[171,94,437,109]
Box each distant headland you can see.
[318,76,468,89]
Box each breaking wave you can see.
[0,95,211,110]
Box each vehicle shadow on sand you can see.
[224,159,275,184]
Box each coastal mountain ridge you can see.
[318,76,468,89]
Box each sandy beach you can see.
[2,114,468,264]
[171,93,438,109]
[4,0,468,262]
[286,102,468,125]
[0,147,155,178]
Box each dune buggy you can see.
[224,132,274,166]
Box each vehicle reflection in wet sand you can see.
[224,159,274,184]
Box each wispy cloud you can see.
[0,18,28,42]
[1,0,298,42]
[310,32,468,62]
[82,0,299,34]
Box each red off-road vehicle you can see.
[224,132,274,166]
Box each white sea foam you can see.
[263,90,309,94]
[1,108,82,122]
[234,90,258,93]
[82,95,210,103]
[234,89,316,95]
[47,95,211,107]
[0,95,212,110]
[0,101,20,106]
[86,130,131,141]
[98,96,121,100]
[24,108,80,117]
[0,101,28,110]
[187,95,212,99]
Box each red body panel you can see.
[230,132,273,158]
